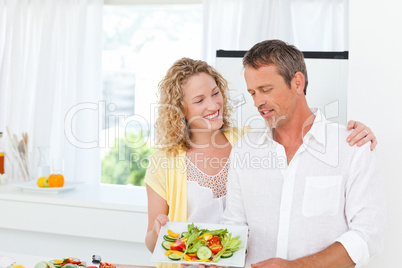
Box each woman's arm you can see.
[145,185,169,253]
[347,120,377,150]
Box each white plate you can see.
[13,181,79,194]
[151,222,248,267]
[0,255,16,267]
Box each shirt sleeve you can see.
[221,145,248,226]
[144,152,167,201]
[335,144,386,266]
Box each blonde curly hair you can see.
[155,57,233,156]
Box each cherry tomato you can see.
[209,245,223,254]
[170,242,183,251]
[208,236,221,247]
[175,238,186,250]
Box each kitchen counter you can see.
[0,182,148,212]
[0,182,154,267]
[0,251,153,267]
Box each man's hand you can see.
[251,258,297,268]
[250,243,355,268]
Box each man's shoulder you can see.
[327,122,349,138]
[326,122,372,153]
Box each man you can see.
[221,40,386,267]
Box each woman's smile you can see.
[203,110,219,120]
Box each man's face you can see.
[244,65,298,128]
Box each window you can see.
[101,3,202,186]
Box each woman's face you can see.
[182,72,224,132]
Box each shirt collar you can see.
[303,108,327,147]
[255,108,327,147]
[256,126,275,146]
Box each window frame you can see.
[101,0,202,190]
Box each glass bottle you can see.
[36,146,50,178]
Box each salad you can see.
[34,257,116,268]
[161,223,242,263]
[34,258,85,268]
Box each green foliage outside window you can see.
[101,132,155,186]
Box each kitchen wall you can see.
[348,0,402,266]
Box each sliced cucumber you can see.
[162,241,173,250]
[168,253,182,261]
[221,251,233,258]
[181,231,189,238]
[163,234,177,242]
[196,246,212,260]
[62,264,79,268]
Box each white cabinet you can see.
[0,183,153,266]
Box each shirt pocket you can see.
[302,175,342,217]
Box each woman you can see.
[144,58,376,265]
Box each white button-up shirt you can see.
[221,110,386,267]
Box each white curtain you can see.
[202,0,349,65]
[0,0,103,183]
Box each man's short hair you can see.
[243,39,309,95]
